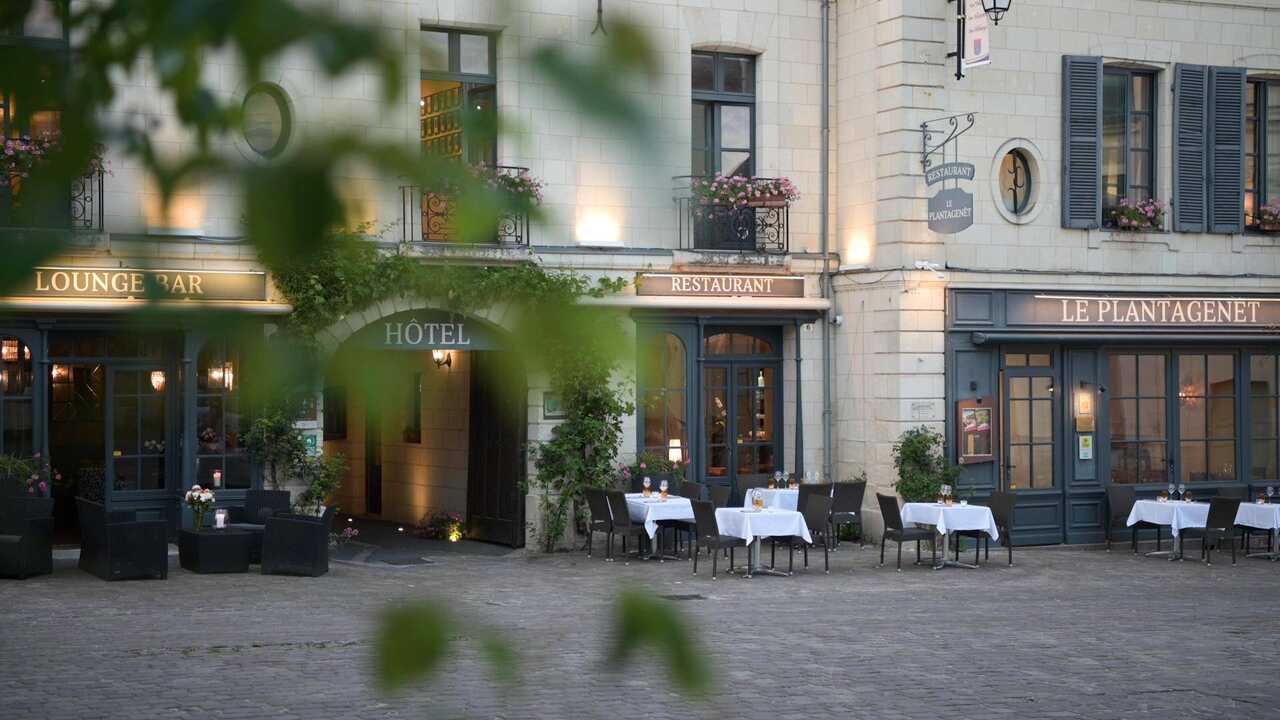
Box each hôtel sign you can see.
[1008,293,1280,328]
[17,267,268,302]
[350,309,502,351]
[636,273,805,298]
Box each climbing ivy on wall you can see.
[268,228,633,551]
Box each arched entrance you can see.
[319,305,527,547]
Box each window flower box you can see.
[690,174,799,212]
[1109,197,1165,232]
[1258,203,1280,233]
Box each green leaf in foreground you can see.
[608,590,709,696]
[373,601,519,691]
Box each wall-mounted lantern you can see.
[431,349,452,369]
[983,0,1013,25]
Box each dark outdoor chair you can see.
[0,497,54,579]
[708,485,732,508]
[604,490,647,563]
[773,494,833,575]
[829,481,866,549]
[876,493,935,571]
[1216,487,1246,500]
[227,489,292,563]
[680,481,705,502]
[76,497,168,581]
[260,506,337,577]
[584,488,613,559]
[1105,485,1162,553]
[689,500,746,579]
[1179,497,1244,565]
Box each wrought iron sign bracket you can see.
[920,112,977,175]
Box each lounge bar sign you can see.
[636,273,805,298]
[18,267,268,301]
[1008,293,1280,328]
[350,309,502,351]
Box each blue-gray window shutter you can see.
[1208,66,1246,234]
[1173,64,1208,233]
[1061,55,1102,229]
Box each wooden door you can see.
[364,406,382,515]
[467,352,526,547]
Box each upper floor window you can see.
[1102,68,1155,226]
[1246,80,1280,229]
[242,83,292,159]
[691,52,755,177]
[420,28,496,165]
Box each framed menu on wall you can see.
[956,397,995,465]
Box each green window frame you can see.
[691,51,756,177]
[1102,68,1156,226]
[1246,80,1280,229]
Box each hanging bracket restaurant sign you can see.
[16,267,268,301]
[927,188,974,234]
[350,309,503,351]
[1008,293,1280,328]
[920,113,978,234]
[925,162,975,186]
[636,273,805,298]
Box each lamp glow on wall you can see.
[575,209,621,246]
[208,361,234,391]
[50,364,70,383]
[1,339,18,362]
[150,370,166,392]
[667,438,683,464]
[431,349,452,369]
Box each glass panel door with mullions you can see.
[107,368,169,495]
[703,363,779,495]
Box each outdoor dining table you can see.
[715,507,812,578]
[900,502,1000,569]
[1127,499,1280,560]
[624,493,693,561]
[740,487,800,511]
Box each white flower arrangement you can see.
[184,484,217,530]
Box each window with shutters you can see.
[1246,80,1280,229]
[1102,68,1156,227]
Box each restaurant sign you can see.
[927,188,974,234]
[636,273,805,298]
[16,267,268,301]
[349,309,503,351]
[1008,293,1280,328]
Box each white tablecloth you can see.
[1128,499,1280,537]
[900,503,999,541]
[1126,500,1209,538]
[1233,502,1280,532]
[715,507,812,544]
[624,493,693,539]
[741,488,799,510]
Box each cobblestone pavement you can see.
[2,540,1279,720]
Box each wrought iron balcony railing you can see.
[0,167,104,232]
[674,175,790,254]
[400,165,530,245]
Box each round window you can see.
[241,83,292,158]
[999,149,1033,216]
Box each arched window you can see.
[640,333,687,462]
[0,337,34,455]
[704,331,773,355]
[196,339,248,488]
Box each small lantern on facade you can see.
[212,469,222,488]
[667,438,682,464]
[431,349,452,369]
[150,370,166,392]
[50,364,70,383]
[1,339,18,362]
[982,0,1012,25]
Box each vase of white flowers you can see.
[184,484,216,531]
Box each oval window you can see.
[999,149,1033,216]
[242,83,292,158]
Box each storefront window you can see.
[196,339,248,489]
[639,333,687,461]
[0,336,34,455]
[1177,354,1235,484]
[1249,355,1279,481]
[1108,353,1168,485]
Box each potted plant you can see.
[466,164,544,208]
[1258,203,1280,233]
[245,410,308,490]
[617,450,688,490]
[416,510,466,542]
[689,173,799,213]
[891,426,961,503]
[0,453,56,497]
[1110,197,1165,231]
[294,450,348,516]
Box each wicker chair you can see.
[1105,485,1161,553]
[875,493,935,571]
[227,489,292,563]
[584,488,613,559]
[829,481,866,549]
[604,490,648,563]
[0,496,54,579]
[76,497,168,581]
[260,506,336,577]
[1179,497,1243,565]
[689,500,746,579]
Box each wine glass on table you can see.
[1166,481,1175,502]
[659,478,669,500]
[1177,482,1186,501]
[1268,486,1276,504]
[642,476,651,497]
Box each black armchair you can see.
[876,493,935,571]
[1179,497,1243,565]
[708,485,732,508]
[773,494,833,574]
[76,497,168,581]
[829,481,866,549]
[584,488,613,559]
[261,506,336,577]
[228,489,292,563]
[1105,485,1161,553]
[604,490,648,564]
[689,500,746,579]
[0,497,54,579]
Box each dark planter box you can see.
[77,497,168,581]
[0,496,55,579]
[179,529,253,574]
[261,506,336,577]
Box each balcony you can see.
[0,167,104,232]
[399,165,531,246]
[674,175,791,254]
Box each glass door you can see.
[106,367,169,498]
[703,362,779,497]
[1002,351,1063,544]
